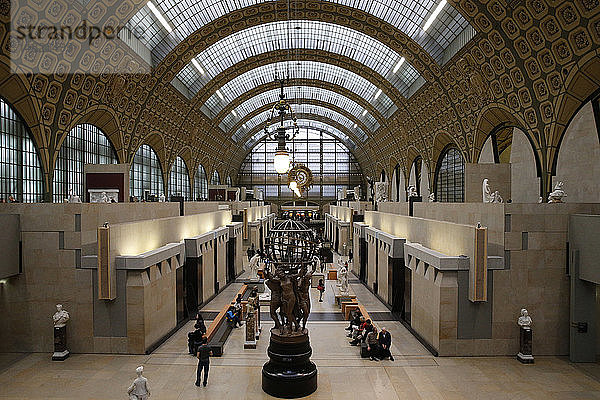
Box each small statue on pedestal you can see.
[52,304,70,361]
[517,308,534,364]
[482,179,492,203]
[244,302,257,349]
[158,193,166,202]
[548,181,566,203]
[127,366,151,400]
[407,186,418,198]
[428,193,435,202]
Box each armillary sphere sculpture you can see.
[262,220,318,398]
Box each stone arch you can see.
[214,76,387,127]
[157,1,438,85]
[551,55,600,176]
[65,105,126,163]
[230,98,372,145]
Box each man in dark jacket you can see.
[378,327,394,361]
[196,337,212,387]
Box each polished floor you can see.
[1,256,599,399]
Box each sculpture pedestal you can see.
[517,326,534,364]
[52,326,69,361]
[262,328,317,398]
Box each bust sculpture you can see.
[548,181,566,203]
[518,308,532,327]
[482,179,492,202]
[428,193,435,202]
[127,366,150,400]
[53,304,70,328]
[407,185,418,198]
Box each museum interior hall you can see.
[2,0,600,399]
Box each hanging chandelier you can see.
[264,78,299,174]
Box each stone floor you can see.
[1,255,600,399]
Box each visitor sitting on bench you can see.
[345,311,362,336]
[378,327,394,361]
[350,316,366,339]
[226,306,242,328]
[366,326,380,361]
[349,319,372,345]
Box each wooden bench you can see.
[342,301,359,319]
[205,284,248,356]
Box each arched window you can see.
[53,123,118,202]
[211,170,220,185]
[226,175,232,186]
[169,156,191,200]
[0,98,43,202]
[237,127,362,199]
[435,147,464,202]
[194,165,208,200]
[129,144,164,200]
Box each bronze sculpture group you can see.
[264,261,316,334]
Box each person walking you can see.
[195,337,212,387]
[317,279,325,302]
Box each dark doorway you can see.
[259,226,264,253]
[335,228,339,253]
[390,258,407,321]
[214,239,219,294]
[227,237,235,283]
[184,256,200,318]
[359,237,367,283]
[176,266,185,323]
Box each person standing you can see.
[196,337,212,387]
[378,327,394,361]
[127,366,150,400]
[317,279,325,302]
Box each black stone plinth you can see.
[52,326,69,361]
[262,328,317,398]
[517,326,534,364]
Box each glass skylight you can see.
[175,21,420,98]
[126,0,474,66]
[244,119,356,151]
[219,86,380,134]
[233,104,368,146]
[201,61,397,120]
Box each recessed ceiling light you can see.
[393,57,406,74]
[423,0,447,32]
[192,59,204,75]
[353,123,357,129]
[362,110,367,117]
[147,1,173,33]
[374,89,382,100]
[216,89,224,100]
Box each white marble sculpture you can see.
[312,255,321,273]
[100,191,109,203]
[538,196,543,204]
[52,304,70,328]
[127,366,151,400]
[428,193,435,202]
[548,181,566,203]
[482,179,493,202]
[518,308,532,327]
[339,265,349,294]
[490,190,504,203]
[374,182,389,203]
[353,185,361,200]
[249,253,261,280]
[159,193,166,202]
[407,185,418,198]
[67,188,81,203]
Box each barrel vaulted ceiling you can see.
[2,0,600,198]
